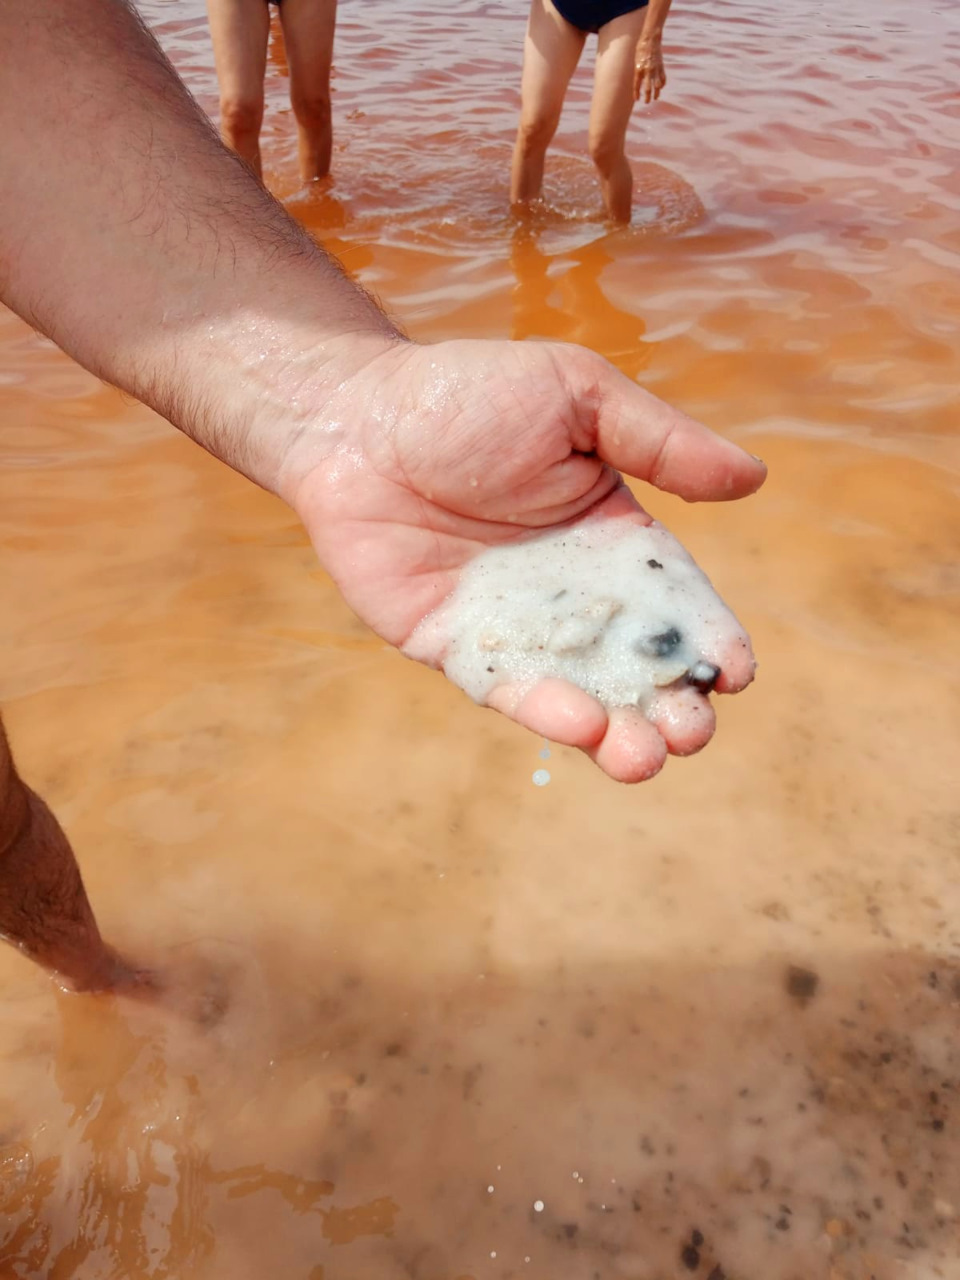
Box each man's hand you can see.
[634,36,667,104]
[280,338,766,783]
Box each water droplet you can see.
[533,1199,545,1212]
[532,769,551,787]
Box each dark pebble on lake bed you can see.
[785,964,820,1003]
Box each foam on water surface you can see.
[411,518,753,713]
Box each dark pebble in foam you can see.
[641,627,683,658]
[688,662,721,694]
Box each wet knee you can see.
[291,89,331,129]
[516,114,558,157]
[588,131,625,176]
[219,94,263,141]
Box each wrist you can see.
[254,326,410,505]
[135,280,405,501]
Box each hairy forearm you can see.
[641,0,672,39]
[0,0,400,491]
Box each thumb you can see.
[570,354,767,502]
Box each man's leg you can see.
[0,715,127,991]
[206,0,271,176]
[279,0,337,184]
[510,0,585,207]
[588,6,648,222]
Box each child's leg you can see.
[589,5,648,221]
[511,0,586,207]
[278,0,337,183]
[206,0,271,176]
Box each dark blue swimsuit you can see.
[551,0,649,33]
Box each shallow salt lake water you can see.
[1,0,959,1277]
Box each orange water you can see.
[1,2,959,1277]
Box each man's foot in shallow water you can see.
[276,338,766,784]
[57,942,157,997]
[0,732,153,995]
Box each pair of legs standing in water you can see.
[206,0,336,183]
[206,0,669,217]
[512,0,671,222]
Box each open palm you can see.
[290,339,765,781]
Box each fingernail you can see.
[748,452,766,466]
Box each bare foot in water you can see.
[57,943,159,997]
[0,725,156,996]
[0,725,235,1013]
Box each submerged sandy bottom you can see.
[2,419,958,1280]
[2,0,960,1276]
